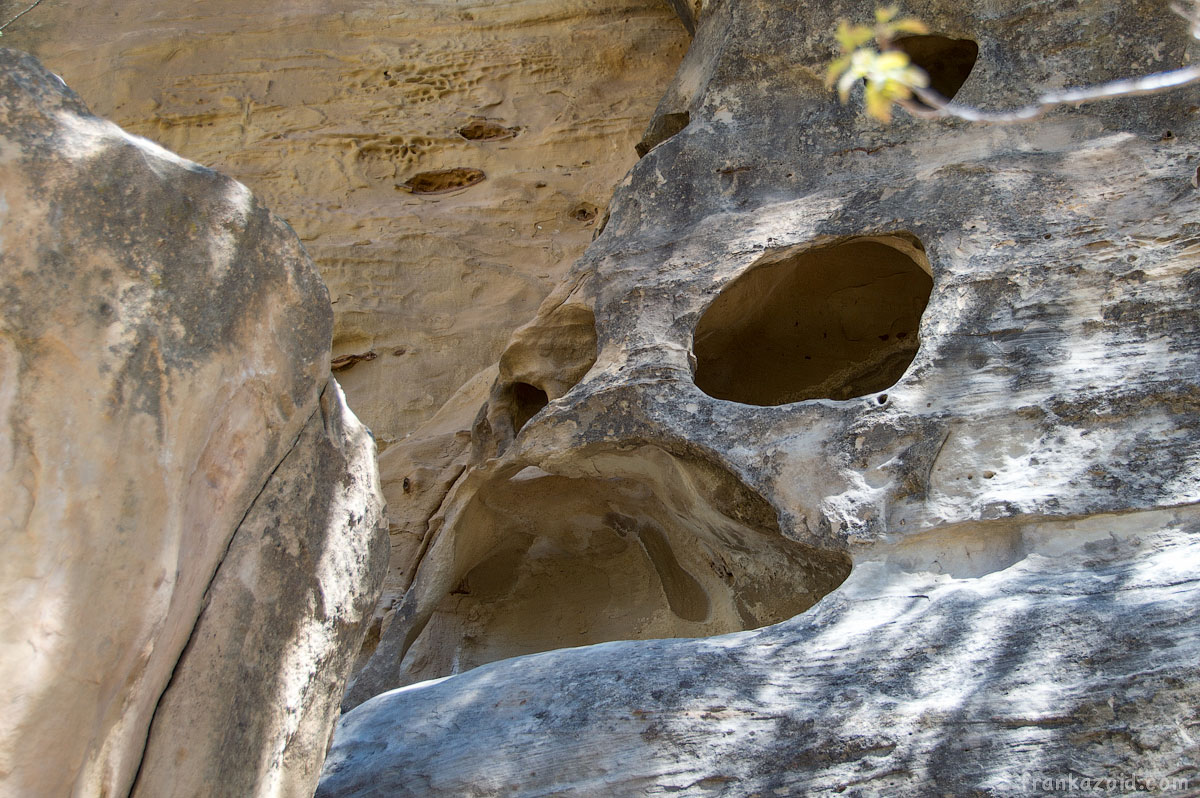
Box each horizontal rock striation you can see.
[4,0,690,450]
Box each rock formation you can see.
[6,1,691,681]
[3,0,690,450]
[323,0,1200,794]
[0,51,387,798]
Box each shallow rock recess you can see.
[327,0,1200,794]
[0,51,387,798]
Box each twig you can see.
[900,0,1200,123]
[905,66,1200,123]
[0,0,46,32]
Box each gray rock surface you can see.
[325,0,1200,793]
[132,378,389,798]
[0,49,387,797]
[322,511,1200,797]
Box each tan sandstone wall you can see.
[4,0,689,449]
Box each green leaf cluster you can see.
[826,6,930,122]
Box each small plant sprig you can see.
[825,6,929,122]
[830,3,1200,124]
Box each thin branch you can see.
[900,0,1200,123]
[905,65,1200,123]
[0,0,46,32]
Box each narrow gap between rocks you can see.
[636,111,691,157]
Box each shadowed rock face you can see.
[374,445,850,688]
[0,51,387,798]
[326,0,1200,794]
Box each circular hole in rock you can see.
[692,234,933,406]
[396,446,850,686]
[895,35,979,106]
[570,202,598,222]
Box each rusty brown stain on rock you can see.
[332,351,378,371]
[458,118,519,141]
[398,168,486,195]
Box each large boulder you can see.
[0,50,387,797]
[323,0,1200,794]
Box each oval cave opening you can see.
[692,234,933,406]
[394,447,850,686]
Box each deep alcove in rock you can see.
[394,445,851,686]
[692,234,934,406]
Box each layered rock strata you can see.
[324,0,1200,793]
[0,51,387,798]
[3,0,690,449]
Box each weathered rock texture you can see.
[0,51,386,798]
[131,379,389,798]
[324,0,1200,793]
[3,0,689,450]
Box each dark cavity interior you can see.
[396,447,851,686]
[692,235,933,406]
[896,35,979,103]
[510,382,550,432]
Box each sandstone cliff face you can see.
[325,0,1200,793]
[0,51,387,798]
[4,0,689,450]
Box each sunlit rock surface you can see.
[4,0,689,449]
[325,0,1200,793]
[0,51,387,798]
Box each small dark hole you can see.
[458,118,518,141]
[635,111,690,158]
[877,394,888,405]
[895,35,979,105]
[511,382,550,432]
[571,202,598,222]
